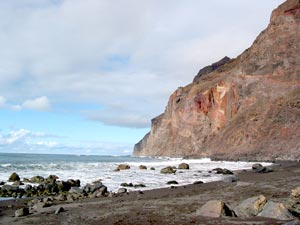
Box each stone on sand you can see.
[258,201,295,220]
[196,200,236,218]
[234,195,267,217]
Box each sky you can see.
[0,0,284,155]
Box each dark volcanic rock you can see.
[178,163,189,170]
[134,0,300,161]
[8,172,20,182]
[15,208,29,217]
[55,207,64,215]
[29,176,45,184]
[212,168,233,175]
[160,166,176,174]
[115,164,130,171]
[166,180,178,185]
[139,165,147,170]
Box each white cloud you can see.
[36,141,59,148]
[0,96,6,107]
[0,96,51,111]
[0,0,285,128]
[22,96,51,111]
[0,128,133,155]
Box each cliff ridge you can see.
[134,0,300,161]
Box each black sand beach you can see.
[1,161,300,225]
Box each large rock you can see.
[212,168,233,175]
[258,201,295,220]
[15,208,29,217]
[223,175,239,183]
[160,166,176,174]
[55,207,64,215]
[283,220,300,225]
[83,182,107,195]
[29,176,45,184]
[178,163,189,170]
[286,186,300,216]
[196,200,236,218]
[133,0,300,161]
[234,195,267,217]
[139,165,147,170]
[8,172,20,182]
[115,164,130,171]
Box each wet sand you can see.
[1,161,300,225]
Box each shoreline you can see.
[1,160,300,224]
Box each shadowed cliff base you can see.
[134,0,300,160]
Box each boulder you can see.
[83,182,106,194]
[55,194,67,201]
[166,180,178,185]
[283,220,300,225]
[69,187,83,194]
[24,184,32,192]
[13,180,23,186]
[150,167,155,170]
[291,187,300,198]
[30,176,45,184]
[252,164,273,173]
[252,163,263,171]
[57,181,71,192]
[258,201,295,220]
[178,163,189,170]
[2,184,19,192]
[45,175,59,183]
[117,188,127,194]
[120,183,133,187]
[115,164,130,170]
[212,168,233,175]
[32,201,51,211]
[234,195,267,217]
[55,207,64,215]
[286,186,300,216]
[15,208,29,217]
[139,165,147,170]
[223,175,239,183]
[8,172,20,182]
[160,166,176,174]
[196,200,236,218]
[193,181,204,185]
[67,179,80,187]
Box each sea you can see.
[0,153,271,197]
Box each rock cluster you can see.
[197,187,300,221]
[0,173,107,200]
[251,163,273,173]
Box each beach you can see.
[1,161,300,225]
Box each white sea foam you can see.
[0,157,271,192]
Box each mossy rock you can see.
[8,172,20,182]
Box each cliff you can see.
[134,0,300,161]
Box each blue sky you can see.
[0,0,284,155]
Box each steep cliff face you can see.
[134,0,300,160]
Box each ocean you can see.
[0,153,270,194]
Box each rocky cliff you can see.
[134,0,300,161]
